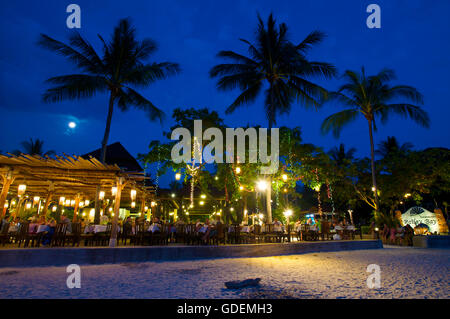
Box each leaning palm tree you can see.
[13,138,55,156]
[321,67,429,211]
[329,143,356,167]
[38,18,180,163]
[210,13,336,222]
[376,136,413,159]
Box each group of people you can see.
[379,223,414,246]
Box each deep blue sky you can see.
[1,0,449,187]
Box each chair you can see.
[151,224,169,245]
[211,223,226,245]
[96,223,112,246]
[66,223,81,246]
[15,223,29,247]
[320,221,331,241]
[0,222,10,246]
[51,223,68,247]
[121,223,133,245]
[228,224,242,244]
[132,222,146,245]
[300,224,310,241]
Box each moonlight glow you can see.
[68,122,76,128]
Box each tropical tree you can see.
[329,144,356,167]
[13,138,55,156]
[376,136,413,159]
[321,67,430,212]
[38,18,180,163]
[210,13,336,222]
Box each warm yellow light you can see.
[131,201,136,208]
[26,202,31,209]
[214,176,218,180]
[144,206,149,212]
[282,174,288,181]
[33,196,40,204]
[11,200,16,206]
[70,199,75,206]
[99,191,105,200]
[230,207,234,212]
[404,193,411,198]
[65,199,70,206]
[201,194,206,199]
[258,213,264,219]
[186,212,189,215]
[59,197,65,205]
[169,212,174,216]
[175,173,181,180]
[82,212,86,217]
[84,199,90,206]
[200,201,204,205]
[216,212,221,216]
[372,187,376,192]
[239,186,244,191]
[256,180,268,191]
[4,203,8,208]
[283,188,288,193]
[283,209,293,217]
[52,206,57,212]
[235,167,241,174]
[130,189,136,200]
[171,193,175,198]
[108,207,113,212]
[18,184,26,195]
[111,187,117,196]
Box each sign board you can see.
[401,207,439,233]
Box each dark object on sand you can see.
[225,278,261,289]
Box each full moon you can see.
[68,122,76,128]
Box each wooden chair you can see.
[96,223,112,246]
[263,224,278,243]
[15,223,29,247]
[228,224,242,244]
[320,221,331,241]
[120,223,133,245]
[151,224,169,245]
[66,223,81,247]
[51,223,68,247]
[211,223,226,245]
[300,224,310,241]
[0,222,10,246]
[132,222,146,245]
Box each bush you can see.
[361,225,370,234]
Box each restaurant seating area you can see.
[0,220,362,248]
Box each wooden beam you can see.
[0,171,15,218]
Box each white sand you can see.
[0,247,448,299]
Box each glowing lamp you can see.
[175,173,181,180]
[201,194,206,199]
[130,189,136,201]
[18,184,26,196]
[282,174,288,181]
[99,191,105,200]
[283,209,293,218]
[235,167,241,174]
[84,200,90,206]
[239,186,244,191]
[131,201,136,208]
[256,180,268,191]
[111,187,117,196]
[59,197,65,205]
[26,202,31,209]
[199,201,204,205]
[52,206,57,212]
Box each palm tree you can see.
[376,136,413,158]
[38,18,180,163]
[13,138,55,156]
[321,67,429,211]
[210,13,336,222]
[329,143,356,167]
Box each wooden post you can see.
[94,185,101,224]
[40,192,53,220]
[109,177,125,247]
[0,171,15,219]
[140,196,146,219]
[73,194,81,222]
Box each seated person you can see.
[41,219,57,245]
[273,218,283,232]
[60,214,72,233]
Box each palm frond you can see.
[321,109,360,138]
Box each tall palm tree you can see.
[329,143,356,167]
[13,138,55,156]
[38,18,180,163]
[210,13,336,222]
[321,67,429,211]
[376,136,413,158]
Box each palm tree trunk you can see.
[100,92,115,163]
[368,120,380,212]
[95,92,115,224]
[266,87,274,223]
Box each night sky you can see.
[1,0,449,187]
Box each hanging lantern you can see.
[201,194,206,199]
[52,206,57,212]
[18,184,26,196]
[130,189,137,201]
[239,186,244,191]
[84,199,90,206]
[144,206,148,212]
[65,199,70,206]
[99,191,105,200]
[70,199,75,206]
[111,187,117,196]
[11,200,16,206]
[4,202,8,208]
[33,196,40,205]
[59,197,65,205]
[26,202,32,209]
[131,201,136,208]
[175,173,181,180]
[199,201,204,206]
[235,167,241,174]
[282,174,288,182]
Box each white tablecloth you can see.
[36,225,49,233]
[84,225,107,233]
[148,224,160,233]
